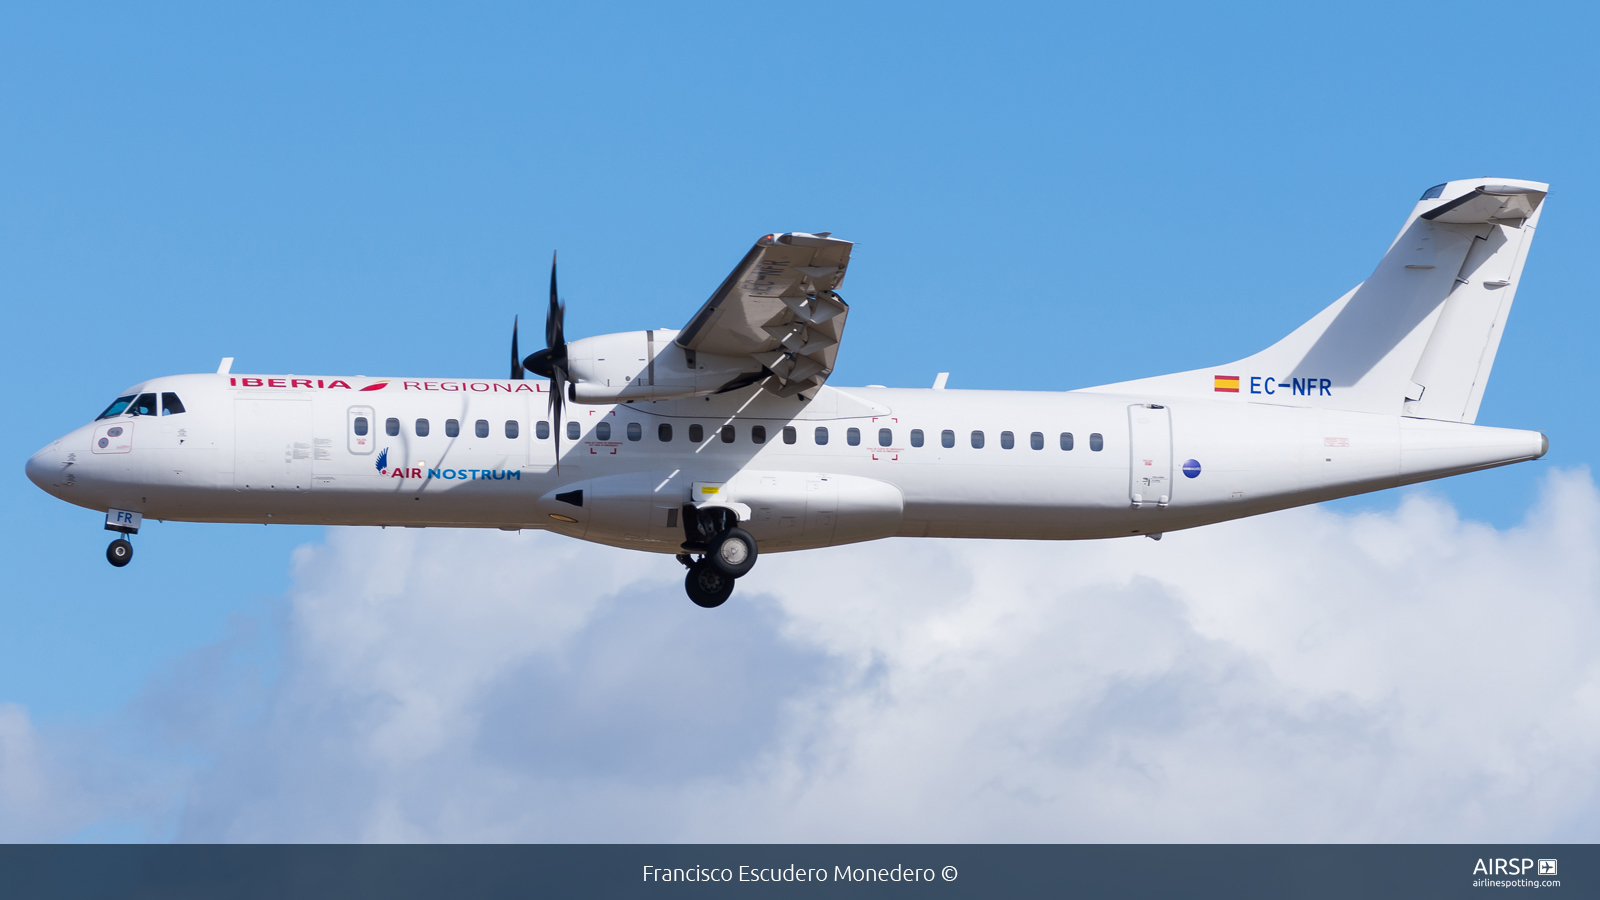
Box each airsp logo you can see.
[1472,858,1550,876]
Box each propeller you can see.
[519,252,568,468]
[510,315,523,380]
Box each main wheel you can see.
[685,561,734,608]
[708,527,757,578]
[106,538,133,567]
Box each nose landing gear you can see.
[106,538,133,567]
[104,507,142,568]
[678,506,759,608]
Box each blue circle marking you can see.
[1182,459,1202,478]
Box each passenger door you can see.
[1128,404,1172,508]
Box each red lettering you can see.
[327,380,352,389]
[390,469,404,478]
[268,378,286,387]
[493,383,512,392]
[229,378,237,386]
[242,378,263,387]
[317,380,325,388]
[403,382,421,390]
[516,383,536,393]
[411,468,422,478]
[424,382,439,391]
[470,382,490,392]
[290,379,312,388]
[441,382,459,392]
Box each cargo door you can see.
[234,399,313,491]
[1128,404,1172,509]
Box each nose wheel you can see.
[106,538,133,567]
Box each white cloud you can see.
[7,470,1600,842]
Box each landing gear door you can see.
[348,406,376,455]
[1128,404,1172,509]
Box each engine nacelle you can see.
[565,329,759,402]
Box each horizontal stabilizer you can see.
[1421,184,1545,224]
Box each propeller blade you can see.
[529,251,567,471]
[547,251,564,350]
[510,316,524,380]
[549,370,564,472]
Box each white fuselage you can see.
[26,372,1547,552]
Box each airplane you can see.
[26,177,1551,608]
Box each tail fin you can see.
[1089,178,1546,422]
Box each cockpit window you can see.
[1420,183,1447,200]
[160,393,186,415]
[97,395,137,420]
[130,393,158,416]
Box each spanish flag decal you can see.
[1213,375,1240,393]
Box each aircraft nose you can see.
[25,442,61,493]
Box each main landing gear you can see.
[677,506,758,609]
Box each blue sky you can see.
[4,3,1599,841]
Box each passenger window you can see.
[847,427,861,446]
[910,428,924,447]
[1030,431,1044,450]
[386,417,400,436]
[415,418,429,437]
[567,421,580,440]
[1060,432,1074,451]
[815,426,829,445]
[1090,432,1104,451]
[751,425,766,444]
[506,420,520,439]
[689,424,704,442]
[941,429,955,448]
[971,430,985,449]
[536,420,549,440]
[1001,431,1015,449]
[353,416,369,436]
[445,419,460,438]
[96,395,137,419]
[721,425,735,443]
[475,419,489,438]
[627,422,642,441]
[879,428,892,447]
[658,423,673,442]
[782,426,796,444]
[131,393,158,416]
[160,393,186,415]
[596,422,611,441]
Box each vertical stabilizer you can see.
[1084,178,1546,422]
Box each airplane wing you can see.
[675,232,853,398]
